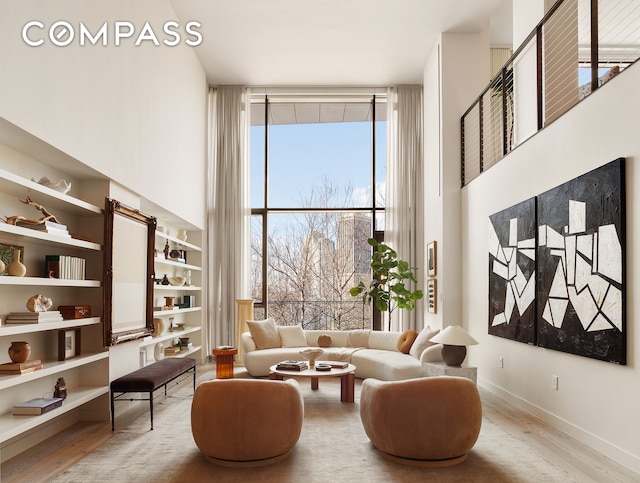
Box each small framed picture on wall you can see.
[427,279,437,313]
[427,241,437,277]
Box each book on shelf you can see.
[19,220,71,238]
[45,255,86,280]
[13,397,64,415]
[0,360,43,374]
[164,346,181,355]
[177,342,193,349]
[6,311,64,323]
[276,360,309,371]
[0,364,43,375]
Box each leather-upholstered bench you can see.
[110,357,196,430]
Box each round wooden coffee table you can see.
[269,363,356,403]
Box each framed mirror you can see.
[103,198,156,345]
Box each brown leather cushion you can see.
[317,335,332,348]
[110,358,195,392]
[397,330,419,353]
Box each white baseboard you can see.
[478,377,640,475]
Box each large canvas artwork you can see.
[537,158,625,364]
[488,197,537,344]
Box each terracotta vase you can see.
[8,341,31,363]
[7,249,26,277]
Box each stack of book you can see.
[0,359,43,375]
[13,397,63,415]
[45,255,86,280]
[177,341,193,350]
[276,360,309,371]
[5,311,64,324]
[19,220,71,238]
[164,346,181,355]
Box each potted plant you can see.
[349,238,423,316]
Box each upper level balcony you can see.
[461,0,640,187]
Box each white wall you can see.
[0,0,207,229]
[424,29,490,329]
[462,62,640,473]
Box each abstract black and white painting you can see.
[536,158,625,364]
[488,197,537,344]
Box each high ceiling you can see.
[170,0,511,86]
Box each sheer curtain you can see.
[206,86,251,353]
[385,85,425,332]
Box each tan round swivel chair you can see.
[191,378,304,466]
[360,376,482,466]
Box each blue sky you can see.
[251,121,386,209]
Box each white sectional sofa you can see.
[240,323,443,381]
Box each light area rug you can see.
[52,374,579,483]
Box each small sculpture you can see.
[31,177,72,194]
[54,377,68,399]
[26,294,53,312]
[4,197,62,226]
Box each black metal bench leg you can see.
[111,390,115,431]
[150,391,154,430]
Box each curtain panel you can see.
[206,86,251,352]
[385,85,425,332]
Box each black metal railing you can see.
[461,0,640,186]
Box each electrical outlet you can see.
[498,356,504,368]
[552,375,558,390]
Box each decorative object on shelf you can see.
[0,243,23,275]
[164,296,175,309]
[427,240,437,277]
[185,269,192,286]
[179,337,190,344]
[0,257,4,275]
[58,328,81,361]
[4,197,62,226]
[58,305,91,319]
[161,274,170,285]
[300,348,324,368]
[163,240,170,259]
[31,176,72,194]
[177,228,188,242]
[169,276,185,286]
[153,318,166,337]
[26,294,53,312]
[154,342,166,361]
[7,248,26,276]
[157,225,167,234]
[169,249,183,259]
[53,377,68,399]
[430,325,479,367]
[8,341,32,363]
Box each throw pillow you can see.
[317,335,332,348]
[409,326,440,359]
[278,325,308,348]
[397,329,419,354]
[348,329,370,348]
[246,318,282,349]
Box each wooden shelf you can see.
[0,277,101,287]
[0,352,109,391]
[0,317,101,336]
[0,223,101,250]
[0,385,109,443]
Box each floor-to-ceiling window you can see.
[250,91,386,329]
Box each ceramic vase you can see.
[177,229,188,242]
[7,249,26,277]
[153,318,166,337]
[0,258,5,274]
[8,341,31,363]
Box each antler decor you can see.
[4,197,62,225]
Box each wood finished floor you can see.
[1,365,638,483]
